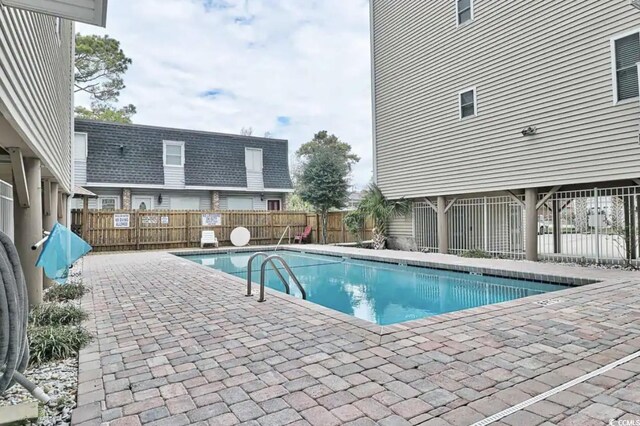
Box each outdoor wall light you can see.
[158,193,163,205]
[521,126,537,136]
[260,193,265,201]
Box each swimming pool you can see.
[183,250,570,325]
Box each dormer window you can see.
[164,141,184,167]
[245,148,263,172]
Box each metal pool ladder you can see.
[246,252,307,302]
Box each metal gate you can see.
[413,196,525,257]
[413,201,438,252]
[538,186,640,264]
[0,180,13,241]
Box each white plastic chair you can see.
[201,230,219,248]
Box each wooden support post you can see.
[135,210,140,250]
[7,148,30,207]
[82,196,89,241]
[437,196,448,254]
[269,211,274,244]
[525,188,538,261]
[185,211,191,247]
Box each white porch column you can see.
[437,196,448,254]
[525,187,539,261]
[43,181,59,289]
[14,158,43,307]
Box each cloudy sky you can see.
[77,0,373,187]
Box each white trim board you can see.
[85,182,294,192]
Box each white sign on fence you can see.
[141,216,158,225]
[202,213,222,226]
[161,216,169,224]
[114,214,130,228]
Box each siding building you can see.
[0,0,108,306]
[73,120,294,211]
[371,1,640,261]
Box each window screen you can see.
[615,33,640,101]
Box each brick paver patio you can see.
[71,247,640,425]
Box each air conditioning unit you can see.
[632,0,640,10]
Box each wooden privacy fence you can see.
[71,209,374,252]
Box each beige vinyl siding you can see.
[163,166,185,189]
[389,212,413,238]
[73,158,87,185]
[246,170,265,191]
[372,1,640,199]
[0,7,73,191]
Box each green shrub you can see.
[459,249,493,259]
[28,326,92,366]
[44,283,88,302]
[29,303,88,327]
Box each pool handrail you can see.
[258,254,307,302]
[246,252,289,296]
[274,225,291,251]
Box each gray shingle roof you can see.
[75,119,293,189]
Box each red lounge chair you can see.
[294,226,312,244]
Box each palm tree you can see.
[352,183,411,249]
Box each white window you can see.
[459,87,477,119]
[612,31,640,103]
[164,141,184,167]
[172,196,200,210]
[228,197,253,210]
[99,197,117,211]
[245,148,263,172]
[456,0,473,26]
[74,133,87,160]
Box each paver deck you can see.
[72,247,640,425]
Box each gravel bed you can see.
[0,358,78,426]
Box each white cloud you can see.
[77,0,373,187]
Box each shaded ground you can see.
[71,248,640,425]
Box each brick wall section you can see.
[122,188,131,210]
[211,191,220,210]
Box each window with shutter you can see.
[614,33,640,102]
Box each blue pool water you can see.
[183,250,569,325]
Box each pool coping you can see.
[173,245,599,286]
[171,245,627,336]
